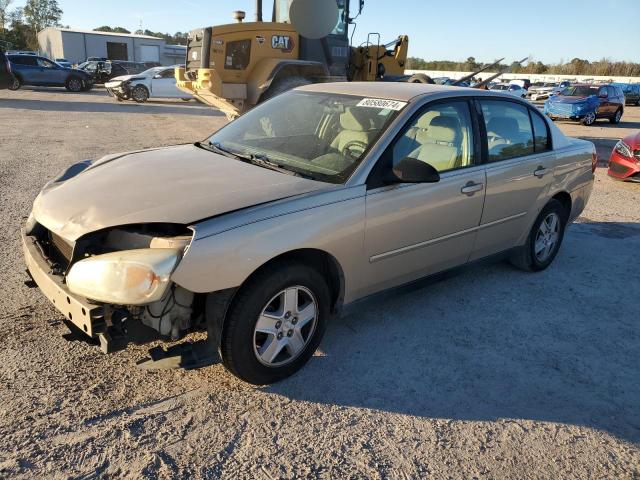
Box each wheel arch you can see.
[239,248,345,316]
[550,190,572,220]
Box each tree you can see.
[23,0,62,33]
[0,0,12,33]
[94,25,130,34]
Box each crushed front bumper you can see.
[22,229,105,338]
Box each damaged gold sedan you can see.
[23,82,595,384]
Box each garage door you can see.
[140,45,160,62]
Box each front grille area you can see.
[49,231,74,263]
[547,103,575,117]
[609,162,631,176]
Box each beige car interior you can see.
[330,107,379,158]
[394,107,471,172]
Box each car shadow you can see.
[0,98,223,116]
[266,222,640,444]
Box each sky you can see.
[10,0,640,64]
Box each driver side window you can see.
[391,101,475,173]
[37,58,55,68]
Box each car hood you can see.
[106,74,140,83]
[550,95,594,104]
[33,144,331,242]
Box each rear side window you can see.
[480,100,534,161]
[530,110,551,152]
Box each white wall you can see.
[407,70,640,84]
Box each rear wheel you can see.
[131,85,149,103]
[220,262,330,385]
[65,76,83,92]
[261,76,311,103]
[610,108,622,124]
[510,199,568,272]
[8,76,21,91]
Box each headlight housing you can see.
[66,248,181,305]
[614,140,633,159]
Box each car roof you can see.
[297,82,501,102]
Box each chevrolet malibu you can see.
[23,83,596,384]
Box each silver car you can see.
[22,83,596,384]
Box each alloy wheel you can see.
[583,112,596,125]
[253,286,318,367]
[534,213,560,262]
[615,110,622,123]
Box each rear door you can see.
[470,98,554,260]
[361,99,486,296]
[36,57,66,85]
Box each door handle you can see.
[461,181,484,196]
[534,166,548,178]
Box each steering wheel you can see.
[341,140,369,161]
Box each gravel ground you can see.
[0,87,639,479]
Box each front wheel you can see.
[65,76,83,92]
[581,111,596,126]
[220,262,331,385]
[510,199,568,272]
[610,108,622,124]
[131,85,149,103]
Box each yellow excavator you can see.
[175,0,415,118]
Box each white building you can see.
[37,28,186,65]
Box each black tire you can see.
[131,85,149,103]
[65,76,83,92]
[8,76,21,91]
[510,199,568,272]
[609,108,622,124]
[260,76,311,103]
[408,73,435,84]
[220,261,331,385]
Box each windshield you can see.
[207,91,403,184]
[560,86,598,97]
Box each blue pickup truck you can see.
[8,54,93,92]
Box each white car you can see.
[105,66,192,103]
[529,83,559,102]
[489,83,527,98]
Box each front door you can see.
[470,98,554,260]
[361,100,486,297]
[151,69,179,98]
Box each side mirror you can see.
[386,157,440,184]
[598,91,608,98]
[153,74,162,79]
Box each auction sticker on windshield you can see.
[357,98,407,110]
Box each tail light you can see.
[591,149,598,173]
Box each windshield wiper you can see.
[206,142,315,179]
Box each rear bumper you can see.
[22,228,104,338]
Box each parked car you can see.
[22,83,595,384]
[8,54,93,92]
[509,79,532,90]
[544,84,625,126]
[78,60,133,84]
[490,83,527,98]
[0,47,15,90]
[608,131,640,181]
[611,83,640,106]
[55,58,72,68]
[550,81,572,97]
[528,82,558,101]
[105,66,192,102]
